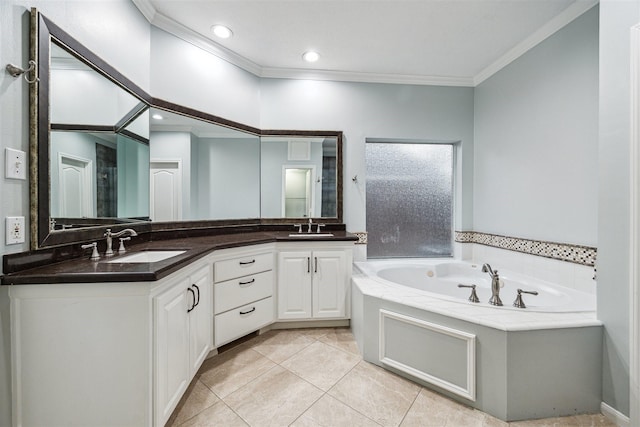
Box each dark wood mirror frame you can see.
[30,9,343,250]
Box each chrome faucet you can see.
[104,228,138,257]
[307,217,313,233]
[482,263,503,306]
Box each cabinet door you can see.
[312,250,347,318]
[155,278,191,425]
[277,251,312,319]
[189,266,212,376]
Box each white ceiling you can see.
[133,0,598,87]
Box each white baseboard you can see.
[601,402,630,427]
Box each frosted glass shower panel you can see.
[366,142,453,258]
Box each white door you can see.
[188,266,212,376]
[277,251,313,319]
[154,279,190,426]
[312,250,347,318]
[282,166,315,218]
[150,161,182,221]
[59,155,93,217]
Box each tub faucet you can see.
[482,263,503,306]
[104,228,138,257]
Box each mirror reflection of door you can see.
[283,166,315,218]
[58,154,93,218]
[150,161,182,221]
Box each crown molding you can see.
[131,0,156,22]
[133,0,598,88]
[260,67,475,87]
[473,0,599,86]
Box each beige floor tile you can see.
[166,380,220,426]
[281,341,361,391]
[178,401,248,427]
[291,394,382,427]
[318,327,361,355]
[294,327,338,339]
[329,361,421,427]
[198,346,276,398]
[224,365,323,426]
[248,329,316,363]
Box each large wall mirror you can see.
[30,9,343,249]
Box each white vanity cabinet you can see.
[154,263,212,427]
[8,258,213,427]
[213,245,275,347]
[277,242,353,320]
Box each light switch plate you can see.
[6,216,25,245]
[5,148,27,180]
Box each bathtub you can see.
[354,259,596,313]
[350,258,603,421]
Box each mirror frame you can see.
[30,9,343,250]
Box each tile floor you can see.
[166,328,616,427]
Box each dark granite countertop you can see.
[1,231,357,285]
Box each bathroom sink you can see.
[288,233,334,238]
[104,250,186,263]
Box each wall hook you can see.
[352,175,358,183]
[6,60,38,83]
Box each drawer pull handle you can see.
[239,259,256,265]
[239,307,256,315]
[187,287,196,313]
[192,284,200,308]
[239,278,255,286]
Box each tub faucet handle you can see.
[457,284,480,303]
[513,288,539,309]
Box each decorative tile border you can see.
[352,232,368,245]
[455,231,597,267]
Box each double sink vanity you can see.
[1,227,356,426]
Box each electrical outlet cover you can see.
[5,148,27,180]
[6,216,25,244]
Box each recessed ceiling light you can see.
[211,25,233,39]
[152,114,163,120]
[302,51,320,63]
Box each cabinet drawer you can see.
[214,252,273,283]
[214,297,274,347]
[214,271,273,315]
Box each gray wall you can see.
[473,6,599,246]
[598,0,639,417]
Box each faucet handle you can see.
[513,288,539,309]
[104,228,112,237]
[81,242,100,261]
[316,224,326,233]
[118,237,131,254]
[457,284,480,303]
[293,224,302,233]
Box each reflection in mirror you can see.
[50,131,150,229]
[261,136,338,218]
[50,43,145,129]
[149,108,260,221]
[48,40,151,231]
